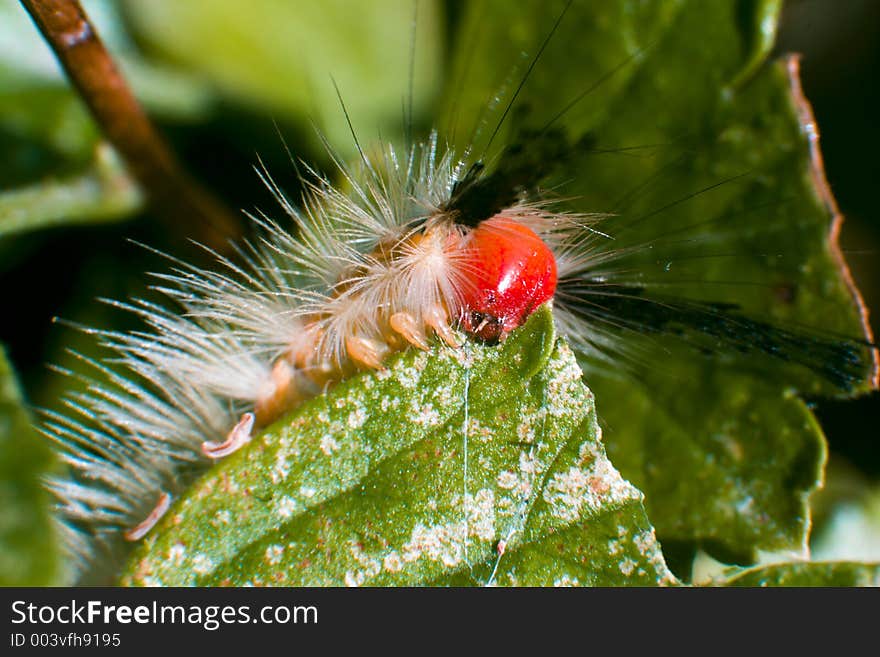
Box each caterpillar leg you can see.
[389,311,430,350]
[202,412,255,459]
[345,335,390,369]
[123,492,171,541]
[424,303,461,348]
[289,324,338,388]
[254,360,308,426]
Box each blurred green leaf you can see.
[0,143,143,239]
[0,0,214,135]
[723,561,880,586]
[121,308,674,586]
[441,0,873,564]
[598,368,826,562]
[122,0,443,158]
[0,345,60,585]
[0,0,214,238]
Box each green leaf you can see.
[121,308,674,586]
[440,0,874,563]
[598,367,827,562]
[0,345,60,585]
[0,0,211,238]
[121,0,443,158]
[0,0,214,146]
[723,561,880,587]
[0,143,142,240]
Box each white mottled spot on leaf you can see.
[192,554,213,576]
[497,471,518,490]
[347,407,367,429]
[265,544,284,565]
[543,454,641,523]
[168,543,186,566]
[468,488,496,541]
[412,403,440,426]
[402,522,464,568]
[383,552,403,573]
[276,495,300,519]
[271,451,290,484]
[320,434,339,455]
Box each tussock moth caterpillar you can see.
[27,0,878,583]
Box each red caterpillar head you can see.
[458,215,558,342]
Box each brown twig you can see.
[20,0,241,249]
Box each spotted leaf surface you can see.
[122,307,673,586]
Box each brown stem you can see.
[20,0,241,249]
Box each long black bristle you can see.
[558,278,874,391]
[443,126,583,227]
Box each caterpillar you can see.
[36,0,878,582]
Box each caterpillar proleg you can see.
[28,0,878,584]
